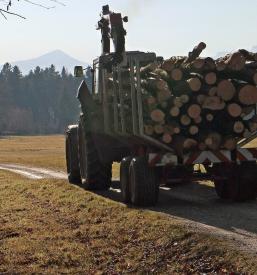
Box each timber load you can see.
[139,43,257,153]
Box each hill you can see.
[2,50,89,75]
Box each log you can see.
[223,137,237,150]
[197,94,207,105]
[164,125,175,135]
[162,133,173,144]
[218,67,257,85]
[170,68,183,81]
[205,132,222,150]
[241,106,255,118]
[205,72,217,85]
[227,103,242,118]
[202,96,225,111]
[238,84,257,105]
[194,116,202,124]
[154,124,164,134]
[170,106,180,117]
[184,42,206,63]
[217,80,236,101]
[140,63,158,76]
[239,49,257,62]
[224,52,246,71]
[192,58,205,70]
[189,125,199,135]
[161,56,185,71]
[233,121,245,134]
[180,115,191,126]
[243,129,252,138]
[150,109,165,123]
[180,94,190,104]
[145,96,157,110]
[216,60,226,71]
[187,104,201,119]
[183,138,198,150]
[153,68,169,81]
[187,77,202,92]
[206,113,214,122]
[142,77,169,91]
[157,89,171,103]
[208,86,217,96]
[173,97,183,108]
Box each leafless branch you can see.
[0,0,65,19]
[0,7,26,19]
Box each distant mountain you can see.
[1,50,89,75]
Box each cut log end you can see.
[205,72,217,85]
[180,115,191,126]
[150,109,165,123]
[227,103,242,118]
[187,104,201,119]
[189,125,199,135]
[170,106,180,117]
[187,77,202,92]
[162,133,173,144]
[233,121,245,134]
[217,80,236,101]
[238,85,257,105]
[170,68,183,81]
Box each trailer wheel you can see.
[214,162,257,201]
[227,162,257,201]
[78,121,112,190]
[120,157,132,203]
[214,179,229,199]
[129,157,159,207]
[66,125,81,184]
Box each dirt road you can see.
[0,164,66,180]
[1,163,257,254]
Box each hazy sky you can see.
[1,0,257,63]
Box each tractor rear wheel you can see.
[129,157,159,206]
[66,125,81,184]
[78,120,112,190]
[120,157,132,203]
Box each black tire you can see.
[214,179,230,199]
[129,157,159,207]
[214,162,257,201]
[78,120,112,190]
[120,157,132,203]
[66,125,81,184]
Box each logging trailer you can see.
[65,5,257,206]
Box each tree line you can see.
[0,63,89,135]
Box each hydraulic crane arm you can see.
[97,5,128,64]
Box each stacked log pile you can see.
[141,43,257,152]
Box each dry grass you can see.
[1,135,257,273]
[1,172,257,274]
[0,135,65,170]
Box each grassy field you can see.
[0,135,257,274]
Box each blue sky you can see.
[1,0,257,63]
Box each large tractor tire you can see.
[120,157,132,203]
[129,157,159,207]
[78,120,112,190]
[66,125,81,184]
[214,162,257,201]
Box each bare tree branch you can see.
[0,0,65,19]
[0,7,26,19]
